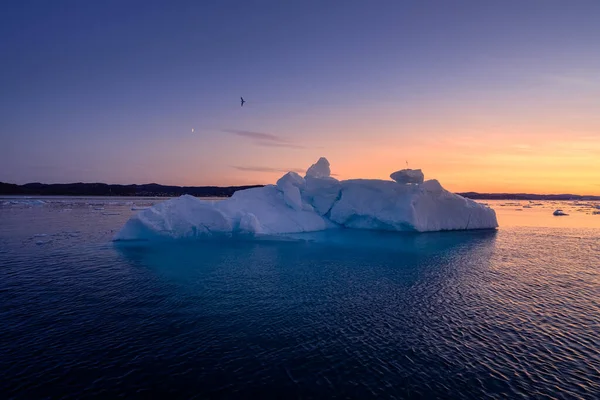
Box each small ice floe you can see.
[27,199,46,206]
[60,231,81,237]
[4,199,46,206]
[131,206,149,211]
[553,209,569,216]
[51,231,80,238]
[94,207,104,211]
[33,233,48,238]
[522,205,532,208]
[35,239,52,245]
[102,212,121,216]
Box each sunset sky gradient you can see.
[1,0,599,194]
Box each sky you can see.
[1,0,600,195]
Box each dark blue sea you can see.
[1,197,599,399]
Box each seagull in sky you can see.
[240,96,246,107]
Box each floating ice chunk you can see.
[305,157,331,178]
[390,169,424,184]
[553,209,569,216]
[4,199,46,206]
[115,157,498,241]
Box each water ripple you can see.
[0,208,599,398]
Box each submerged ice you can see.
[114,158,498,240]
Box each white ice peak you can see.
[305,157,331,179]
[115,158,498,240]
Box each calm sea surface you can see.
[1,197,599,399]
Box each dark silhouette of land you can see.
[0,182,262,197]
[1,182,598,200]
[457,192,600,201]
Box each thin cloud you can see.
[222,129,308,149]
[222,129,289,143]
[233,166,339,177]
[233,166,305,174]
[253,141,307,149]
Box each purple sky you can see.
[1,1,599,193]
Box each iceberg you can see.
[114,158,498,241]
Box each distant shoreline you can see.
[456,192,600,201]
[1,181,598,201]
[0,182,262,198]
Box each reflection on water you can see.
[0,198,599,398]
[488,199,600,229]
[115,229,498,288]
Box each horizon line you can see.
[1,180,599,198]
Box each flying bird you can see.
[240,97,246,107]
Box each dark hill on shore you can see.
[0,182,262,197]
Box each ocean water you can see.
[1,197,599,399]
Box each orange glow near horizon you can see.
[164,135,600,196]
[329,132,600,195]
[41,84,597,196]
[188,122,600,196]
[202,89,600,195]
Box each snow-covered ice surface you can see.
[114,158,498,241]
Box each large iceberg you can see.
[114,158,498,240]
